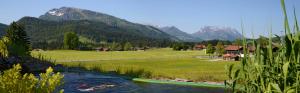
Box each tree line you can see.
[63,32,137,51]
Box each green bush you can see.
[64,32,79,50]
[206,44,214,55]
[0,37,9,58]
[123,42,133,51]
[172,43,189,51]
[0,64,64,93]
[225,0,300,92]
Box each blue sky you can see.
[0,0,299,38]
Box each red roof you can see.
[224,45,242,51]
[194,44,206,48]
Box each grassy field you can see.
[32,48,237,82]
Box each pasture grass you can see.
[32,48,237,82]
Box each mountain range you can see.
[16,7,178,49]
[0,7,243,49]
[159,26,201,42]
[159,26,242,41]
[193,26,242,41]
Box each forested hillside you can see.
[0,23,7,36]
[17,17,174,49]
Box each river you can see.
[59,69,226,93]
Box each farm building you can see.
[95,47,110,52]
[223,45,242,61]
[222,45,256,61]
[194,44,206,50]
[224,45,242,54]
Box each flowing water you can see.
[59,69,226,93]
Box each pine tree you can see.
[5,22,31,57]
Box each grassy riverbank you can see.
[32,48,237,82]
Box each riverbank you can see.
[133,78,225,88]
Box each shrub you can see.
[0,37,9,58]
[123,42,133,51]
[206,44,214,55]
[0,64,64,93]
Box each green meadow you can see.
[32,48,237,82]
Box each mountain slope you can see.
[0,23,7,36]
[193,26,242,41]
[18,17,174,49]
[16,7,178,49]
[159,26,201,42]
[39,7,175,39]
[39,7,123,22]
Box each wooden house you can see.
[194,44,206,50]
[223,45,257,61]
[223,45,242,61]
[95,47,110,52]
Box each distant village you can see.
[194,43,279,61]
[194,44,254,61]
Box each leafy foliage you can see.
[0,22,64,92]
[0,64,64,93]
[123,42,133,51]
[63,32,79,50]
[225,0,300,92]
[110,42,123,51]
[206,44,214,55]
[215,42,225,56]
[257,36,269,47]
[233,38,242,46]
[199,40,232,46]
[0,37,9,58]
[171,43,189,51]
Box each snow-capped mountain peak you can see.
[47,9,64,16]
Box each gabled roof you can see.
[194,44,206,48]
[224,45,242,51]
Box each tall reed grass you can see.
[225,0,300,92]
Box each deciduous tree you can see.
[215,42,225,56]
[123,42,133,51]
[64,32,79,50]
[206,44,214,56]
